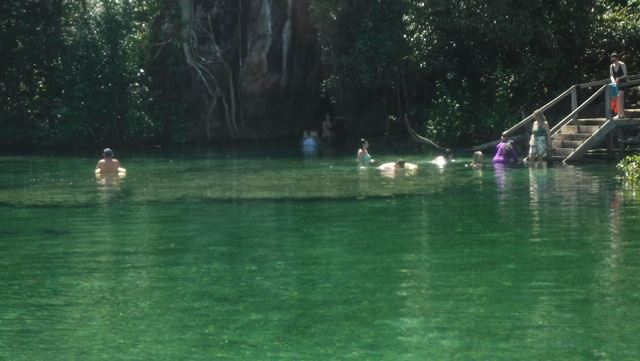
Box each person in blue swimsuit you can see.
[357,138,374,166]
[302,130,318,154]
[610,52,628,119]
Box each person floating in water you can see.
[493,135,520,164]
[357,138,374,166]
[378,159,418,171]
[95,148,126,175]
[431,149,453,168]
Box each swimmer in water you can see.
[95,148,126,175]
[467,151,484,169]
[302,130,318,154]
[357,138,374,166]
[431,149,453,167]
[492,134,520,164]
[378,159,418,171]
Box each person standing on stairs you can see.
[528,110,552,166]
[610,52,628,119]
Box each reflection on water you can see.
[96,173,126,202]
[493,162,508,193]
[2,151,640,360]
[528,164,548,240]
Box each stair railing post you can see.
[605,85,612,120]
[571,86,578,124]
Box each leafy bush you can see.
[617,154,640,184]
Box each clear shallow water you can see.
[1,146,640,360]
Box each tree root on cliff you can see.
[179,0,239,140]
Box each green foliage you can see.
[310,0,408,93]
[423,81,464,143]
[0,0,162,147]
[311,0,634,145]
[617,154,640,184]
[591,0,640,74]
[2,0,640,146]
[421,70,517,146]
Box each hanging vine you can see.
[178,0,238,139]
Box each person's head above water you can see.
[611,52,619,62]
[395,159,406,168]
[360,138,369,150]
[103,148,114,158]
[473,151,484,163]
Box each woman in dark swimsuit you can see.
[610,52,628,119]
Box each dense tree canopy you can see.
[0,0,638,147]
[312,0,640,144]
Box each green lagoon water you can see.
[1,145,640,360]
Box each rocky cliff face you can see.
[175,0,324,140]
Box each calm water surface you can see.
[1,145,640,360]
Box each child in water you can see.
[467,151,484,169]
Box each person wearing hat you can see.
[95,148,125,175]
[610,52,628,119]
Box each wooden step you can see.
[577,125,600,133]
[561,140,584,148]
[565,118,616,162]
[560,125,578,133]
[578,118,607,125]
[553,132,590,141]
[560,124,602,134]
[552,139,583,149]
[553,147,575,157]
[626,109,640,118]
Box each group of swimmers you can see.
[302,114,347,153]
[492,109,552,167]
[357,138,435,171]
[356,107,553,172]
[101,108,552,177]
[473,109,554,168]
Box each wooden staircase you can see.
[552,110,640,162]
[502,75,640,163]
[551,118,611,161]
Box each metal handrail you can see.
[503,75,640,138]
[551,77,640,135]
[502,85,575,136]
[577,73,640,89]
[549,85,607,134]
